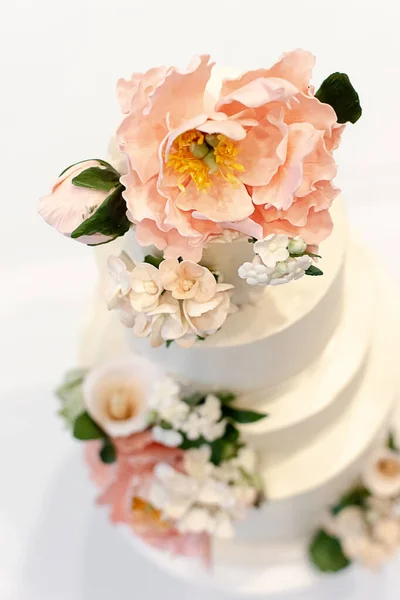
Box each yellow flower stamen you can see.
[166,129,245,192]
[132,497,171,530]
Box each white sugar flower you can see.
[177,507,213,534]
[198,394,222,424]
[202,418,227,442]
[234,447,257,474]
[269,255,312,286]
[150,463,199,520]
[287,236,307,256]
[103,255,132,310]
[198,478,236,508]
[362,449,400,498]
[238,256,272,286]
[149,377,181,411]
[254,234,289,268]
[184,446,213,482]
[152,425,183,447]
[129,263,163,312]
[213,512,235,539]
[182,411,205,440]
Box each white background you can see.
[1,0,400,598]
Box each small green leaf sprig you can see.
[151,390,267,467]
[56,369,116,464]
[309,432,399,573]
[60,159,130,244]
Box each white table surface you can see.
[2,0,400,598]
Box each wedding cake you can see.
[39,50,400,591]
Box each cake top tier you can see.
[39,50,361,350]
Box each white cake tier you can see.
[112,199,346,392]
[83,235,400,595]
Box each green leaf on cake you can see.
[182,392,205,406]
[73,411,104,440]
[216,392,236,405]
[99,438,117,464]
[223,406,268,424]
[144,254,164,269]
[210,423,241,465]
[309,529,351,573]
[315,73,362,124]
[387,431,400,452]
[305,265,324,277]
[70,184,130,242]
[331,486,371,516]
[72,166,120,192]
[56,368,87,429]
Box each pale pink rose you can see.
[159,259,216,302]
[83,355,164,438]
[129,263,163,312]
[39,160,118,245]
[183,283,236,337]
[117,50,342,259]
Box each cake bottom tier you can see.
[80,236,400,594]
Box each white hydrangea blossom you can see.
[149,378,190,430]
[148,445,261,539]
[179,395,227,443]
[238,241,313,287]
[103,255,132,309]
[238,256,272,286]
[254,234,290,268]
[151,425,183,447]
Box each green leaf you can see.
[315,72,362,124]
[99,438,117,464]
[216,392,236,405]
[182,392,205,406]
[70,185,130,242]
[56,369,87,429]
[306,252,322,259]
[179,435,208,451]
[144,254,164,269]
[73,411,104,440]
[248,237,257,244]
[223,406,268,424]
[210,423,241,465]
[305,265,324,277]
[387,431,399,452]
[331,486,371,516]
[309,529,351,573]
[72,166,120,192]
[165,340,173,348]
[59,158,119,177]
[197,335,206,341]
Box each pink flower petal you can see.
[217,77,299,113]
[252,123,320,210]
[285,92,337,133]
[238,113,288,186]
[296,137,337,197]
[176,180,254,223]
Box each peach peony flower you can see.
[129,263,163,312]
[183,283,236,337]
[159,259,216,302]
[83,355,164,437]
[117,50,342,260]
[39,160,118,245]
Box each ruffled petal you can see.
[221,49,315,98]
[255,206,333,245]
[285,92,337,133]
[175,180,254,223]
[296,136,337,197]
[238,113,288,186]
[252,123,319,210]
[122,173,167,226]
[217,77,299,113]
[145,55,214,129]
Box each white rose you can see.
[129,263,163,312]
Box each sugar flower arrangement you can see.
[39,50,361,347]
[57,355,267,565]
[309,434,400,572]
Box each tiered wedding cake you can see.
[40,50,400,591]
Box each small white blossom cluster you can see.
[149,378,227,447]
[238,234,313,287]
[103,255,236,347]
[322,446,400,569]
[148,446,261,539]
